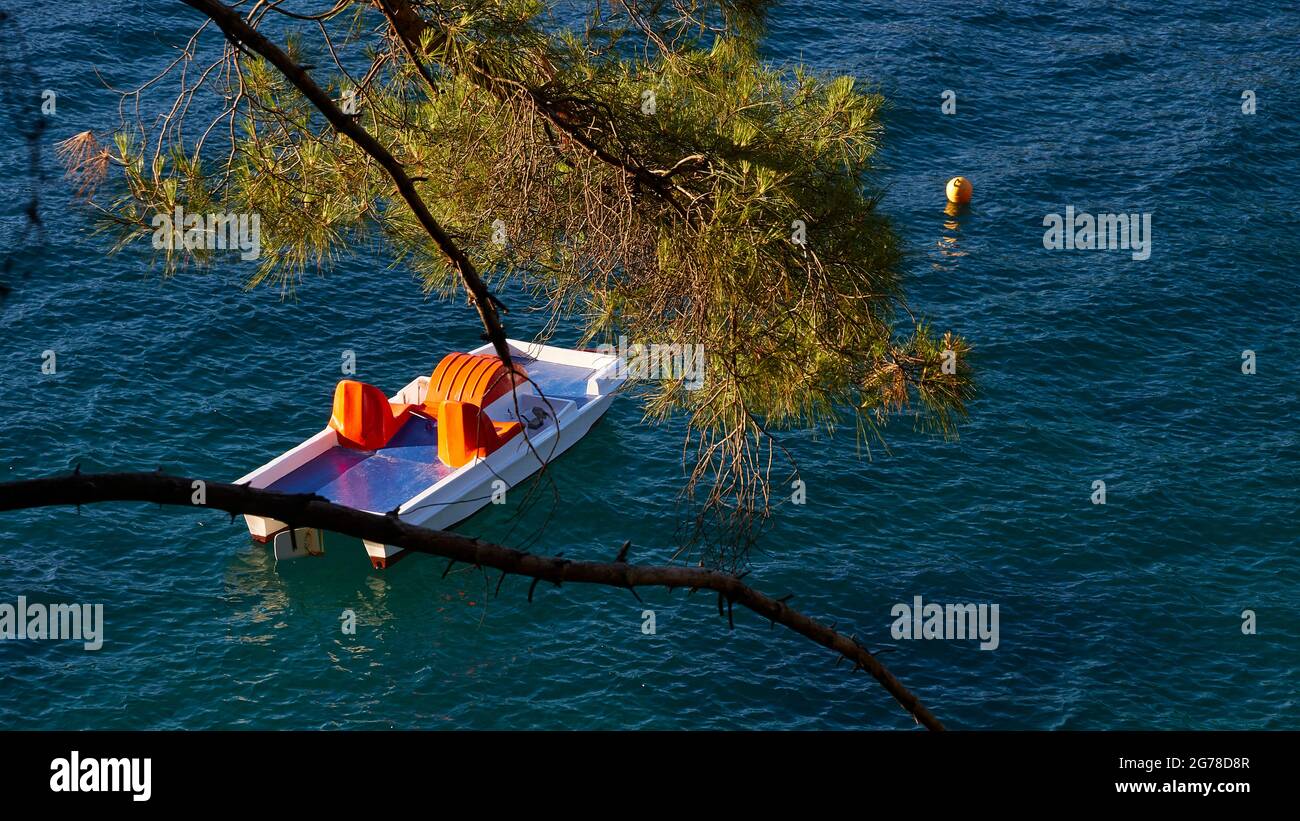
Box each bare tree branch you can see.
[0,470,944,731]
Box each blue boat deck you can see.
[267,414,451,512]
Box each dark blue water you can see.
[1,1,1296,729]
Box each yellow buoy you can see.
[946,176,973,204]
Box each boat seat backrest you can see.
[425,353,529,415]
[329,379,411,451]
[436,399,523,468]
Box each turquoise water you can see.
[1,1,1296,729]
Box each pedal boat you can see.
[235,340,624,568]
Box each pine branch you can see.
[375,0,691,219]
[179,0,514,364]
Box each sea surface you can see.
[0,0,1296,729]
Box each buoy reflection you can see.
[938,201,968,259]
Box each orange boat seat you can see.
[327,353,530,463]
[436,399,524,468]
[420,353,529,467]
[328,379,413,451]
[423,352,528,416]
